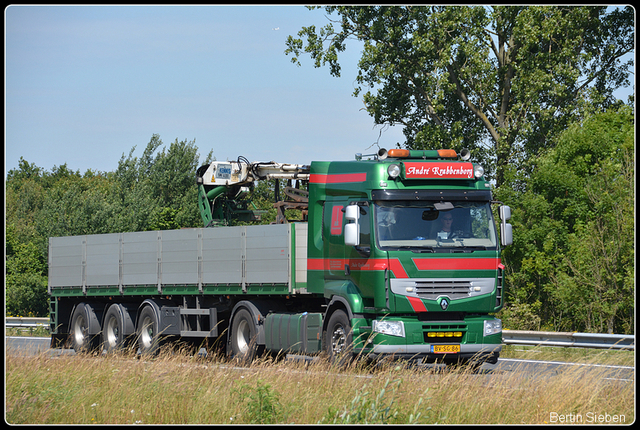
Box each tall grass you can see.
[5,347,634,424]
[500,344,635,367]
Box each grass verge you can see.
[500,344,635,367]
[5,347,634,424]
[6,327,50,338]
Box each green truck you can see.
[49,147,512,367]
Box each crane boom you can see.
[196,158,310,227]
[198,160,310,187]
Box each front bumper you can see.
[352,315,502,364]
[359,343,501,364]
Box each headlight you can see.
[387,164,401,179]
[483,319,502,336]
[373,320,405,337]
[474,164,485,178]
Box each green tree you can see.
[548,109,634,333]
[286,6,633,185]
[5,223,48,316]
[498,107,634,333]
[110,136,162,232]
[5,135,215,315]
[147,137,209,229]
[111,135,213,231]
[6,157,44,183]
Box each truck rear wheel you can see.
[70,303,100,354]
[137,305,163,356]
[102,304,132,353]
[229,308,259,363]
[325,309,353,365]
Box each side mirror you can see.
[499,205,512,246]
[345,224,360,246]
[500,222,513,247]
[344,204,360,221]
[344,205,360,246]
[499,205,511,221]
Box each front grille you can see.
[414,280,472,299]
[422,323,468,343]
[422,324,467,331]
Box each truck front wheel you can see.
[325,309,353,365]
[229,308,259,363]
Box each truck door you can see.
[342,201,377,300]
[323,198,349,279]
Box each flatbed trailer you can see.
[49,223,320,355]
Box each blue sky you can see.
[4,5,633,176]
[5,5,406,175]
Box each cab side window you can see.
[359,205,370,247]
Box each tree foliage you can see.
[286,5,633,185]
[5,223,48,317]
[497,107,634,333]
[5,135,212,316]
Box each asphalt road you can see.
[5,336,634,383]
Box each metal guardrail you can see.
[5,317,50,330]
[4,319,635,350]
[502,330,635,350]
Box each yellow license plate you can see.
[431,344,461,354]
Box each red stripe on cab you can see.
[309,173,367,184]
[413,258,499,271]
[407,296,427,313]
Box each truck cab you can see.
[307,148,512,365]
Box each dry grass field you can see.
[5,346,634,425]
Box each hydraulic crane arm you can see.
[197,159,310,187]
[196,157,310,227]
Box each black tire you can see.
[70,303,100,354]
[137,305,163,356]
[102,304,132,353]
[325,309,353,365]
[229,308,259,363]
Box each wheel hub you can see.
[331,326,347,354]
[140,316,154,348]
[105,316,119,347]
[73,314,87,346]
[235,320,251,353]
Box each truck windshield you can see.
[374,201,498,251]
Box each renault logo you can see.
[439,297,450,311]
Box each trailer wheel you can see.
[325,309,353,365]
[229,308,259,363]
[137,305,163,356]
[102,304,132,353]
[70,303,99,354]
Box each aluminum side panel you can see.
[201,226,244,285]
[49,224,296,291]
[244,224,289,284]
[122,231,159,286]
[160,229,199,285]
[48,236,84,288]
[85,233,121,286]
